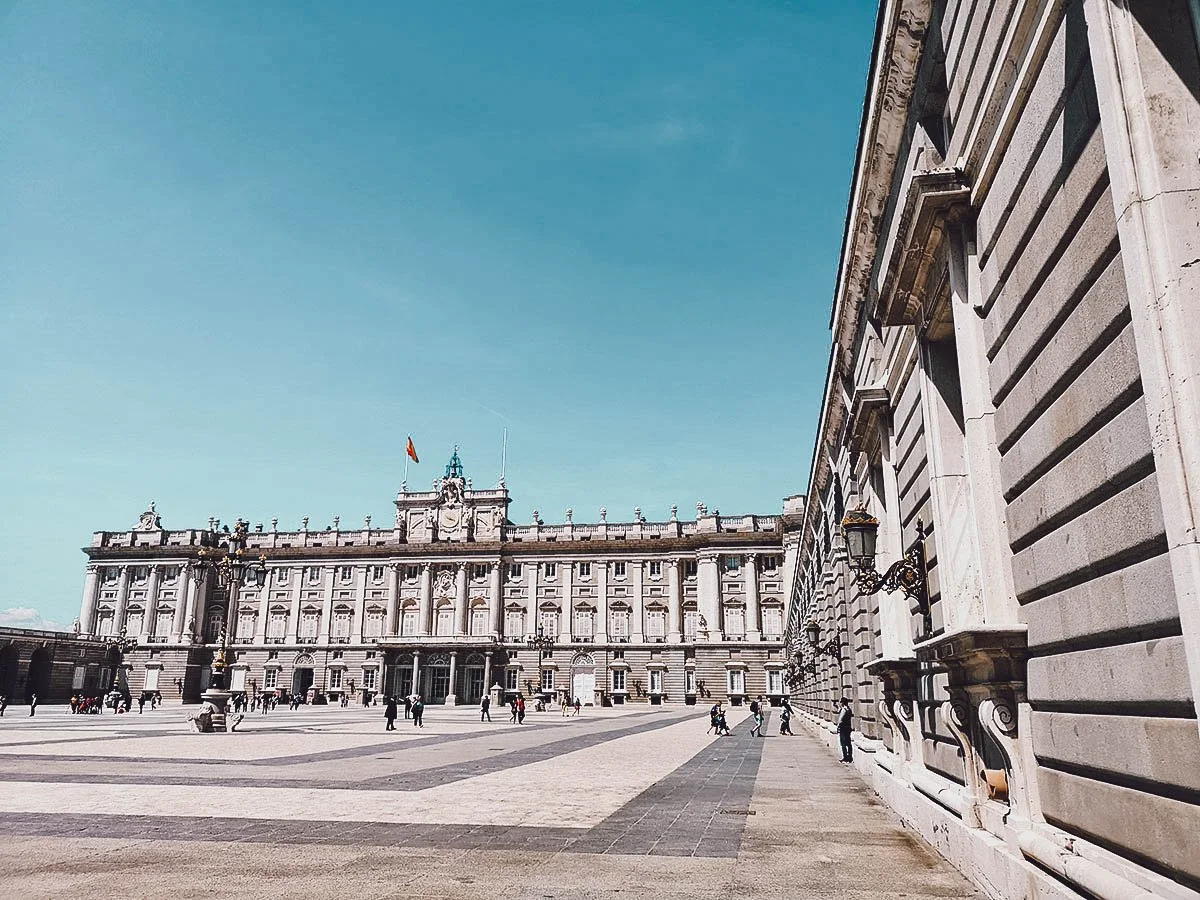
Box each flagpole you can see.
[500,427,508,487]
[403,448,409,491]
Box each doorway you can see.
[571,653,596,705]
[292,667,314,696]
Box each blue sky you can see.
[0,1,876,628]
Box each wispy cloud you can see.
[0,606,66,631]
[577,117,710,153]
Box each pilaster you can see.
[666,559,683,643]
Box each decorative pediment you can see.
[876,168,971,327]
[847,386,892,455]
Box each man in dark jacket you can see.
[412,695,425,728]
[384,696,398,731]
[836,698,853,762]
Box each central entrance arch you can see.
[292,653,315,697]
[570,652,596,706]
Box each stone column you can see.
[697,554,721,640]
[316,567,334,644]
[454,562,469,635]
[489,562,503,637]
[140,565,161,639]
[285,569,304,643]
[112,566,132,635]
[80,564,100,635]
[630,560,645,643]
[667,559,683,643]
[560,560,574,642]
[483,653,493,693]
[170,563,191,643]
[254,570,271,643]
[354,566,368,643]
[386,564,401,637]
[1084,0,1200,723]
[745,554,761,641]
[525,561,539,638]
[418,564,433,636]
[411,650,421,697]
[595,558,609,643]
[446,650,458,705]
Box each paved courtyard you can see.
[0,702,980,899]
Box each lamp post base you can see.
[194,687,231,733]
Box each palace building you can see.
[78,451,798,707]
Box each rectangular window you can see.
[308,567,322,584]
[578,562,590,578]
[727,669,745,694]
[724,555,741,573]
[767,670,783,694]
[471,607,489,635]
[505,610,525,638]
[276,567,289,583]
[613,561,626,578]
[473,564,488,579]
[761,555,779,573]
[539,609,558,637]
[267,612,286,641]
[648,669,663,693]
[505,667,518,690]
[72,666,86,690]
[156,609,173,637]
[544,562,556,578]
[365,610,384,638]
[264,669,278,690]
[725,607,745,638]
[648,561,662,577]
[340,566,354,582]
[508,563,522,579]
[362,668,377,690]
[611,669,626,691]
[610,610,630,639]
[684,560,698,578]
[333,611,352,641]
[329,669,343,689]
[762,607,783,638]
[685,668,696,694]
[405,565,419,580]
[646,610,666,639]
[573,609,594,638]
[436,608,454,636]
[540,669,555,692]
[372,565,385,581]
[299,612,319,640]
[144,668,160,692]
[401,609,418,636]
[237,612,256,641]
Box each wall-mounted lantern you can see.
[841,508,931,637]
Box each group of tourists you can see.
[708,695,796,737]
[383,693,426,730]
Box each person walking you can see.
[749,707,764,737]
[0,694,7,717]
[384,695,398,731]
[779,704,793,735]
[572,697,581,716]
[403,695,412,720]
[480,695,491,722]
[516,695,526,725]
[509,698,518,723]
[29,693,38,717]
[836,698,854,762]
[412,695,425,728]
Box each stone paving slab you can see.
[0,703,982,898]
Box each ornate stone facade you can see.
[788,1,1200,898]
[79,456,794,709]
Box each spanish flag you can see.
[406,436,419,464]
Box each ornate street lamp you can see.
[841,508,931,636]
[191,519,267,705]
[526,625,555,655]
[100,628,139,696]
[805,621,842,661]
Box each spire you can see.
[445,445,465,480]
